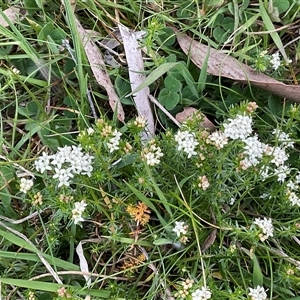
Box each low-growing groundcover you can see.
[1,0,300,299]
[2,102,300,299]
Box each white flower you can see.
[287,191,300,207]
[198,175,210,190]
[208,131,228,149]
[270,52,281,70]
[254,217,274,241]
[248,285,267,300]
[287,180,297,191]
[53,168,73,187]
[243,135,264,166]
[74,200,87,213]
[260,166,270,180]
[296,172,300,184]
[229,197,235,205]
[175,130,199,158]
[141,142,164,166]
[72,200,87,225]
[87,127,94,135]
[107,129,122,152]
[20,178,34,194]
[271,146,288,167]
[172,221,188,237]
[34,152,52,173]
[134,115,147,128]
[274,165,290,183]
[191,286,212,300]
[272,129,294,148]
[223,115,252,140]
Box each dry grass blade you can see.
[118,24,155,138]
[174,29,300,103]
[74,17,125,122]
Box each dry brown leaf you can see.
[175,29,300,103]
[176,107,216,131]
[74,17,125,122]
[0,6,27,27]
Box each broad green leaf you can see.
[164,75,182,92]
[273,0,290,14]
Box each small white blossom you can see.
[175,130,199,158]
[134,115,147,128]
[198,175,210,190]
[271,146,288,167]
[141,142,164,166]
[273,129,294,148]
[72,200,87,225]
[53,168,73,187]
[229,197,235,205]
[191,286,212,300]
[20,178,34,194]
[248,285,267,300]
[254,217,274,242]
[287,191,300,207]
[87,127,94,135]
[223,115,252,140]
[34,152,52,173]
[270,52,281,70]
[208,131,228,149]
[296,172,300,184]
[274,165,290,183]
[243,135,264,166]
[107,129,122,152]
[172,221,188,237]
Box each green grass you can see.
[0,0,300,299]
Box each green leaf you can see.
[126,62,180,96]
[259,0,288,61]
[164,75,182,92]
[158,27,176,47]
[153,238,174,246]
[273,0,290,14]
[158,88,180,110]
[0,278,110,297]
[213,26,228,43]
[198,43,210,94]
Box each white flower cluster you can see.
[248,285,267,300]
[20,178,34,194]
[107,129,122,153]
[270,52,281,70]
[242,135,264,167]
[72,200,87,225]
[134,115,147,128]
[141,141,164,166]
[254,217,274,242]
[272,129,294,148]
[208,131,228,149]
[172,221,188,237]
[175,130,199,158]
[223,115,253,140]
[191,286,212,300]
[34,146,94,187]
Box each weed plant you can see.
[1,0,300,299]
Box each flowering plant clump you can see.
[8,102,300,299]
